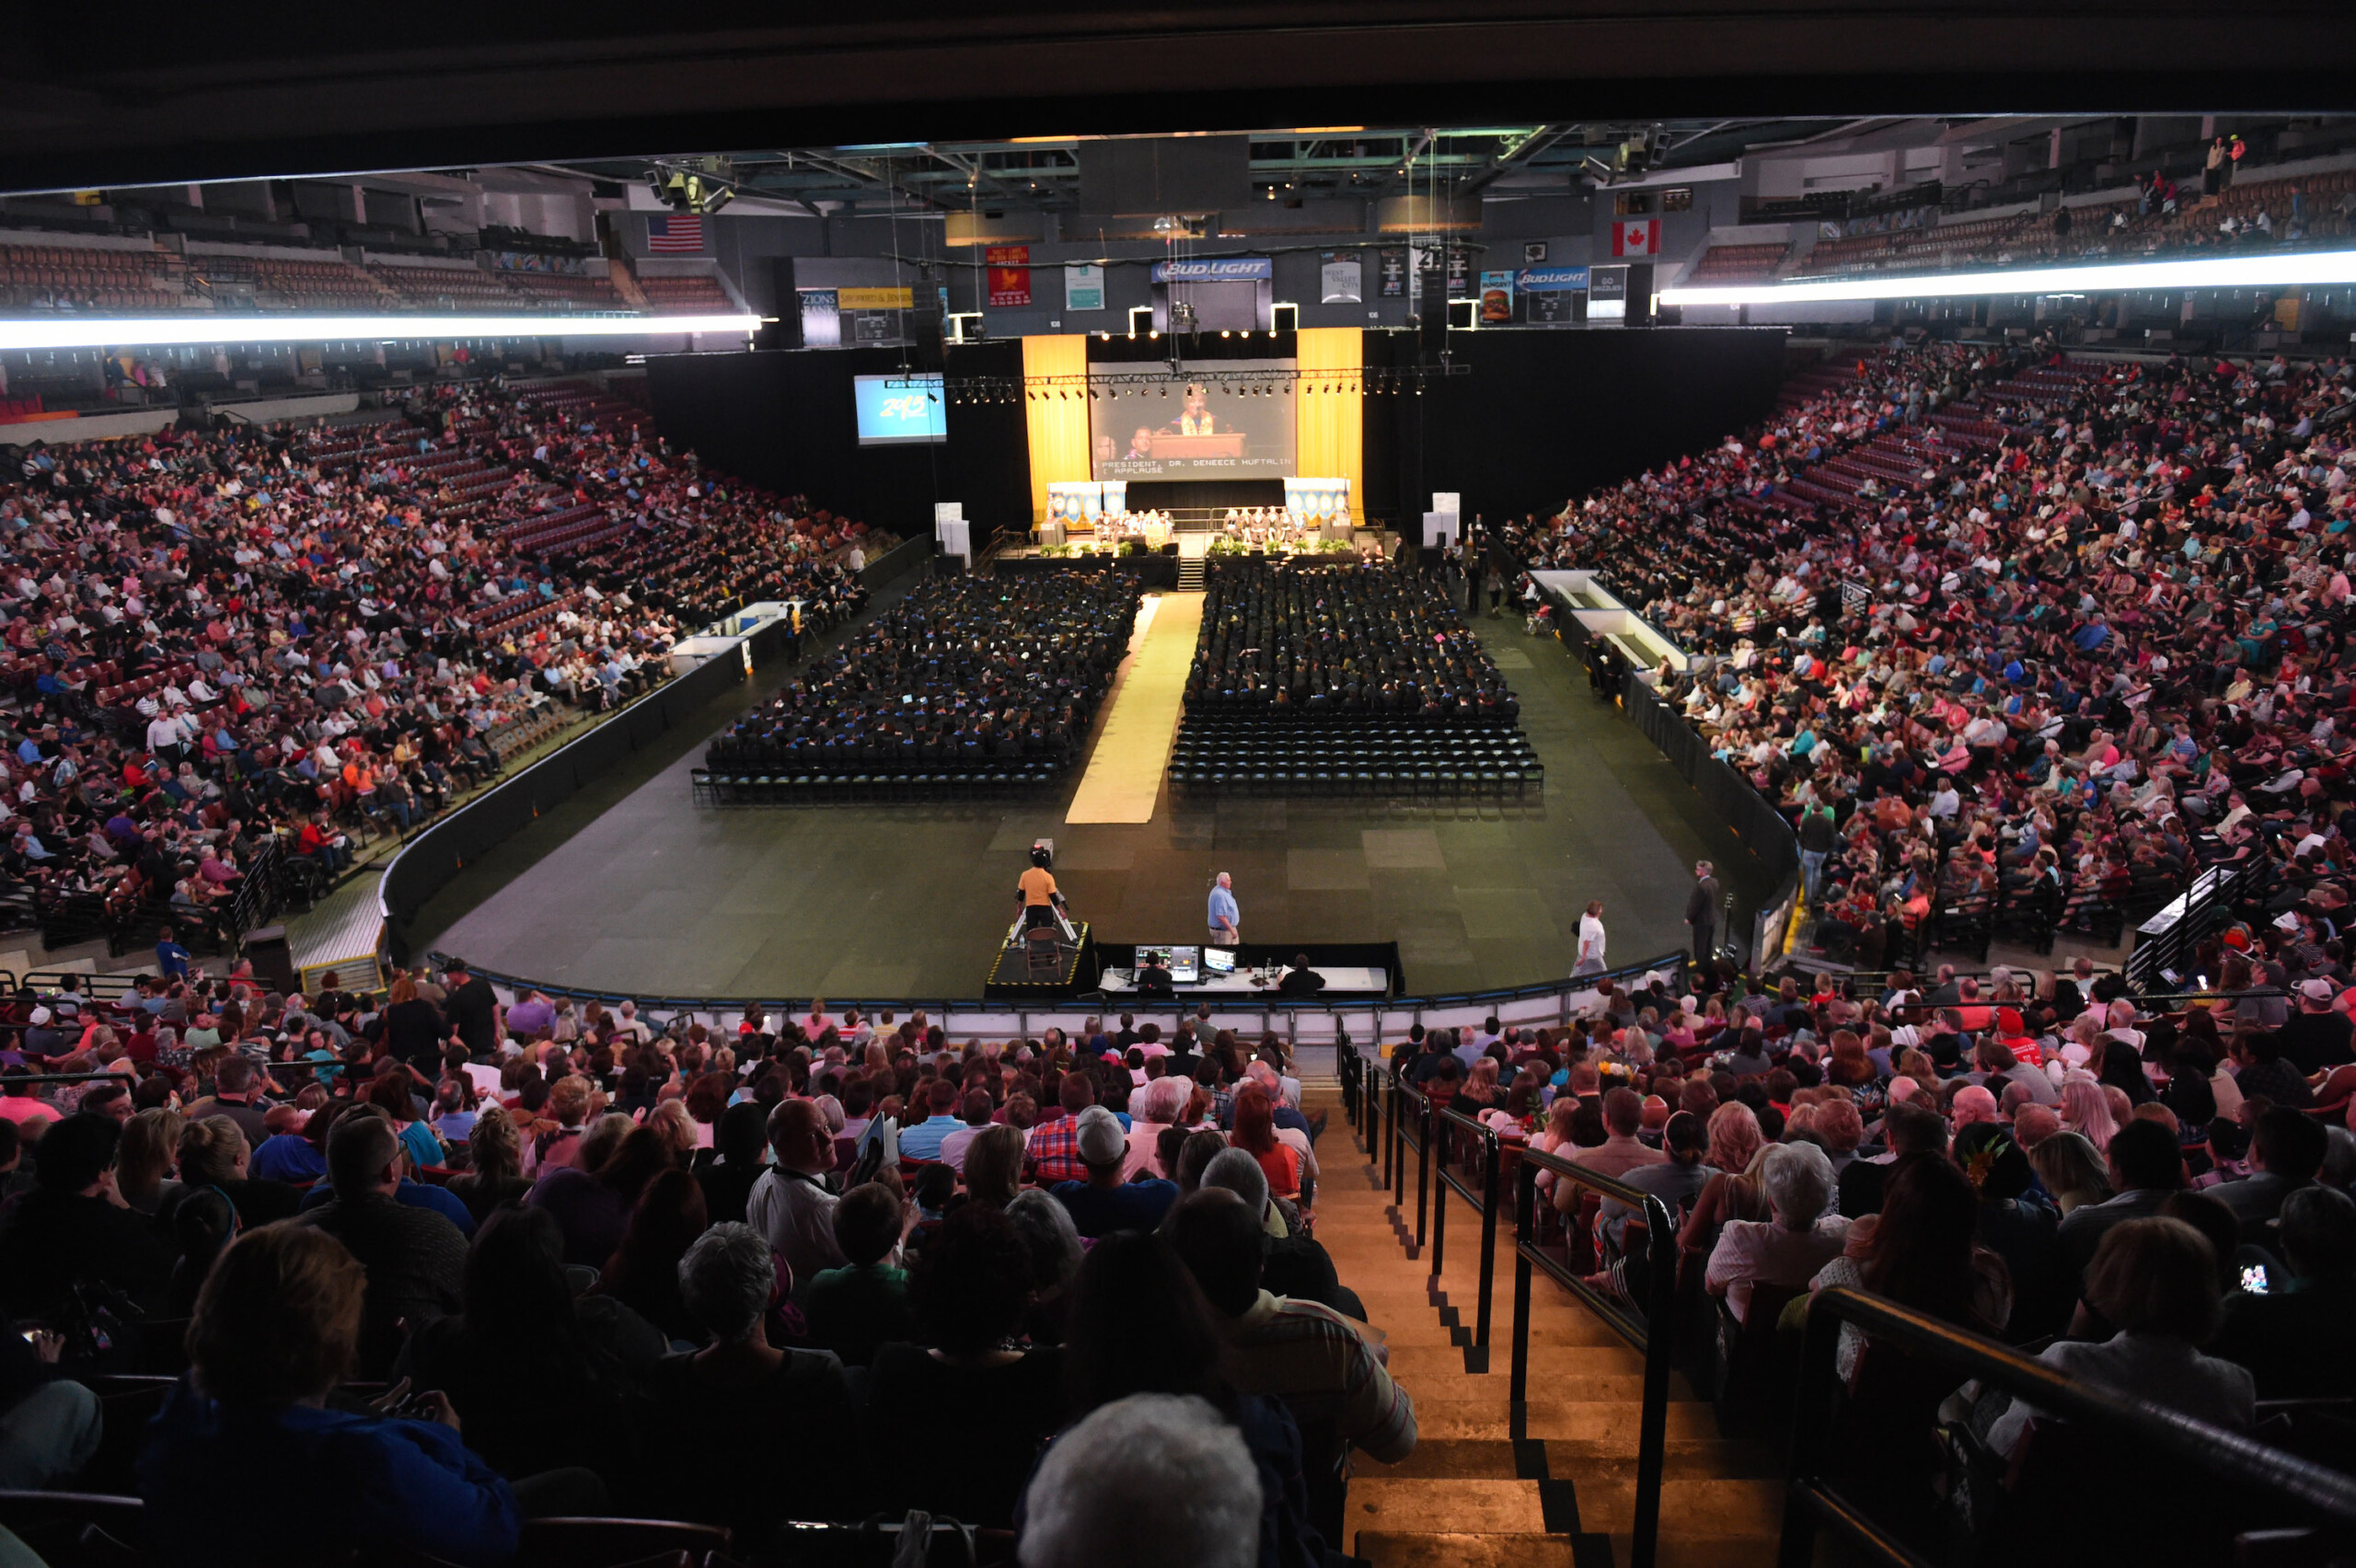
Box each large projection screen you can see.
[1089,360,1295,480]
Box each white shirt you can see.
[745,1166,844,1284]
[1577,915,1607,966]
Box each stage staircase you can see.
[1302,1076,1784,1568]
[1178,557,1206,591]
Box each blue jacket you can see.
[139,1380,520,1567]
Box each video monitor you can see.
[853,374,946,445]
[1167,945,1202,984]
[1091,360,1295,479]
[1202,947,1237,975]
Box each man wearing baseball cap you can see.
[2278,978,2354,1074]
[1047,1105,1178,1239]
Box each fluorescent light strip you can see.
[1659,249,2356,308]
[0,313,762,352]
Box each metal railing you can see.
[1341,1040,1680,1568]
[1426,1098,1502,1358]
[1511,1143,1680,1568]
[1781,1287,2356,1568]
[427,947,1695,1052]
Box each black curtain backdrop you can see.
[644,343,1031,548]
[1365,327,1789,529]
[1123,478,1286,513]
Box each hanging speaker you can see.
[1417,268,1449,351]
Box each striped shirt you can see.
[1219,1289,1416,1464]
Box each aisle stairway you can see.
[1300,1078,1785,1568]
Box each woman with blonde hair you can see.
[962,1123,1027,1209]
[450,1104,532,1227]
[117,1107,186,1215]
[1680,1103,1771,1286]
[2026,1128,2113,1215]
[2060,1072,2119,1153]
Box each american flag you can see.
[646,214,705,254]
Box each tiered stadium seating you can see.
[0,240,189,313]
[366,262,523,311]
[496,270,628,311]
[1686,241,1788,282]
[639,273,735,313]
[191,251,394,310]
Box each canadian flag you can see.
[1612,219,1660,258]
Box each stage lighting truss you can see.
[910,363,1467,407]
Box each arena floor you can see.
[411,575,1762,1001]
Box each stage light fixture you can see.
[1149,330,1161,340]
[1220,330,1231,338]
[1126,330,1137,340]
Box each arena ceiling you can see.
[8,1,2356,196]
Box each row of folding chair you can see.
[691,767,1065,803]
[1170,759,1542,797]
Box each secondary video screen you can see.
[1091,360,1295,479]
[852,374,946,445]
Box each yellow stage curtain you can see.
[1293,327,1364,522]
[1023,335,1091,524]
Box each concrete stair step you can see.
[1357,1533,1781,1568]
[1355,1436,1778,1483]
[1357,1533,1576,1568]
[1346,1478,1548,1537]
[1407,1396,1721,1441]
[1386,1344,1643,1382]
[1573,1478,1785,1536]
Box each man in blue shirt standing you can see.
[1207,871,1241,946]
[156,927,191,982]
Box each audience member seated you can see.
[652,1221,863,1539]
[290,1110,468,1376]
[400,1205,658,1488]
[866,1205,1064,1529]
[137,1225,574,1568]
[2212,1185,2356,1398]
[1165,1186,1418,1466]
[1052,1105,1181,1238]
[800,1179,917,1366]
[1705,1142,1848,1321]
[0,1112,176,1320]
[1018,1393,1261,1568]
[1981,1216,2256,1456]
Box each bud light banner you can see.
[1149,256,1273,282]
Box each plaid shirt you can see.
[1026,1113,1089,1183]
[1222,1289,1417,1464]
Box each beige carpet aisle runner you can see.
[1064,591,1203,824]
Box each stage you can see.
[410,571,1764,1001]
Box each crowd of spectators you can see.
[0,969,1404,1567]
[1185,559,1521,720]
[1391,953,2356,1507]
[1507,337,2356,962]
[708,571,1139,773]
[0,375,882,937]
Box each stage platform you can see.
[984,921,1098,998]
[411,589,1765,1001]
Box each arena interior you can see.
[3,9,2356,1568]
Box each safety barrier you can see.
[431,948,1693,1052]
